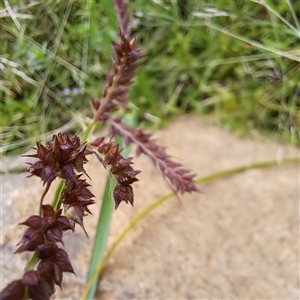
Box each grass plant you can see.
[0,1,299,299]
[0,1,199,298]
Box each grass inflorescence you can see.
[0,1,200,298]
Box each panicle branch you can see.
[109,117,199,195]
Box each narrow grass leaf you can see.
[85,114,137,299]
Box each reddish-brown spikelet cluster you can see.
[90,137,140,209]
[61,176,95,237]
[25,133,92,186]
[1,205,74,299]
[23,133,95,234]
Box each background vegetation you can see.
[1,0,299,155]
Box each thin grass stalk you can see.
[81,157,299,298]
[82,121,97,143]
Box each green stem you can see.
[26,252,39,270]
[82,121,96,143]
[51,180,65,210]
[23,287,29,300]
[80,157,299,298]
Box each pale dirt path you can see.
[1,115,299,299]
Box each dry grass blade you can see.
[205,22,300,62]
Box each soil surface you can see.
[1,115,299,299]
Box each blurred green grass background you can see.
[1,0,299,155]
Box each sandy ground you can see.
[1,115,299,299]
